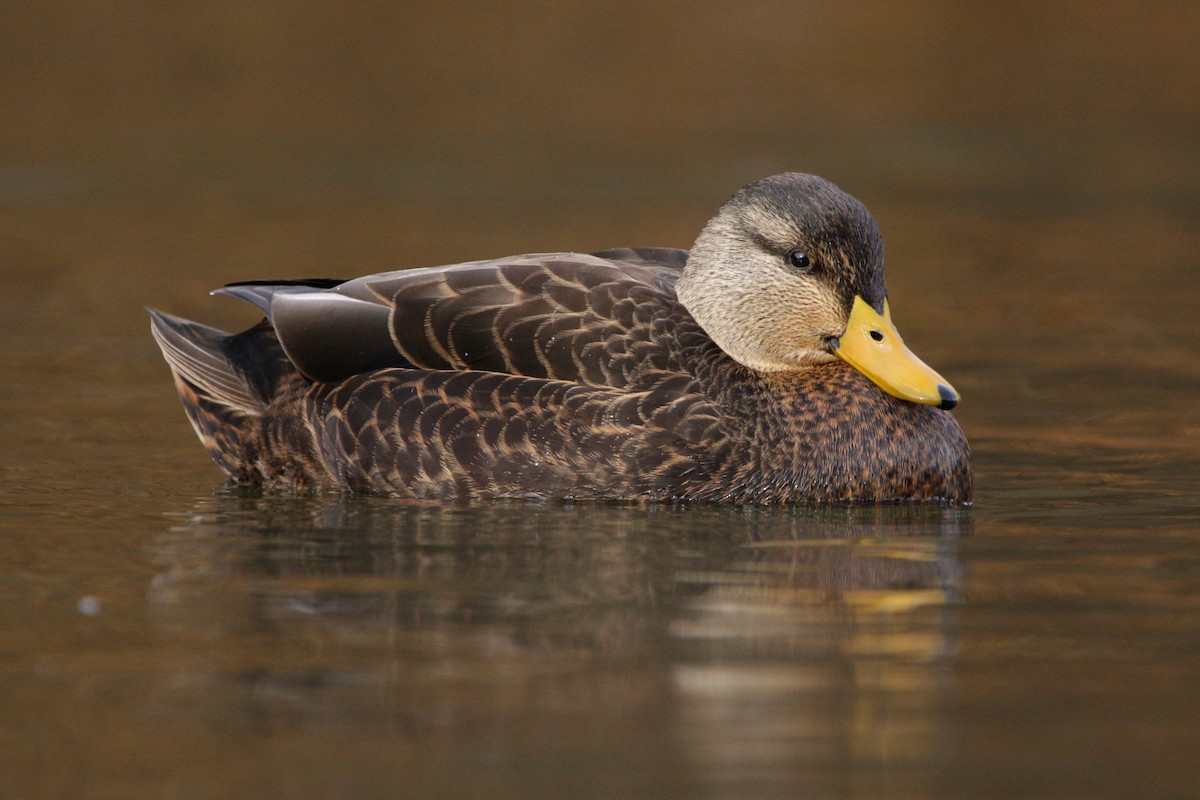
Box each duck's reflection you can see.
[149,496,969,788]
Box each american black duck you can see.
[150,173,972,503]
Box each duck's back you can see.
[221,248,692,387]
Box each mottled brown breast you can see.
[684,355,972,504]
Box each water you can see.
[3,3,1200,798]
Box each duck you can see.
[149,173,972,504]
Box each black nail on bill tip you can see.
[937,384,959,411]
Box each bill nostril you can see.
[869,330,884,342]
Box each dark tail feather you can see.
[211,278,345,316]
[148,309,298,481]
[149,310,265,414]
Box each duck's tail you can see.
[148,309,302,482]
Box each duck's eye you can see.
[787,251,811,270]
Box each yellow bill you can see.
[833,296,960,410]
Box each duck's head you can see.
[676,172,959,410]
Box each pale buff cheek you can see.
[693,274,847,372]
[752,274,841,342]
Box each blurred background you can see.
[2,3,1199,799]
[3,1,1199,330]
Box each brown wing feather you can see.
[365,253,688,389]
[262,251,691,389]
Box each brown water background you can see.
[2,3,1199,798]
